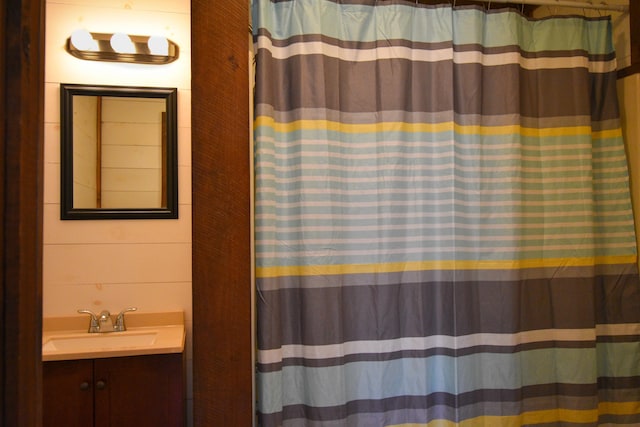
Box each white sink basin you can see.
[43,331,158,353]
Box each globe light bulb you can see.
[110,32,135,54]
[147,36,169,56]
[70,29,97,51]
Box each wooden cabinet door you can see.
[43,360,94,427]
[93,354,184,427]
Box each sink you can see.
[42,311,185,361]
[43,331,158,353]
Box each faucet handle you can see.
[77,309,97,319]
[114,307,137,331]
[77,309,100,333]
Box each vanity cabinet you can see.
[43,352,184,427]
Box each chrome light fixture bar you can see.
[66,30,179,65]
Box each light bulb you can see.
[70,29,97,51]
[110,32,135,54]
[147,36,169,56]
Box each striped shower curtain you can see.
[253,1,640,426]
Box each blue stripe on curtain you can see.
[253,1,640,426]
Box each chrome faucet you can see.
[98,310,115,332]
[78,307,138,333]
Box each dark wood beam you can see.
[2,0,45,426]
[616,1,639,78]
[630,0,640,68]
[191,1,252,426]
[617,63,640,79]
[0,1,5,421]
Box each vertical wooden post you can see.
[618,1,640,77]
[191,1,252,426]
[1,0,45,426]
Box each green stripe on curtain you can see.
[253,1,640,426]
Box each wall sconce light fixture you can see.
[66,29,179,64]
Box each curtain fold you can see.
[253,1,640,425]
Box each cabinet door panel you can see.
[43,360,94,427]
[94,354,184,427]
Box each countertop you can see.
[42,311,185,361]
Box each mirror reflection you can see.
[61,84,178,219]
[73,95,167,209]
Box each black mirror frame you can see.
[60,83,179,220]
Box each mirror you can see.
[60,84,178,219]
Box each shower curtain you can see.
[253,1,640,425]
